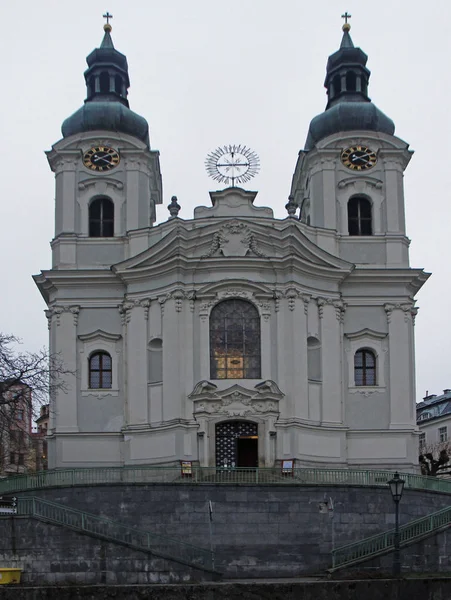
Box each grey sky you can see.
[0,1,449,401]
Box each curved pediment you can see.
[112,217,354,282]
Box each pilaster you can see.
[384,302,416,428]
[122,298,149,426]
[284,288,309,419]
[318,297,344,425]
[49,305,79,433]
[160,293,182,421]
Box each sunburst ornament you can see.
[205,144,260,187]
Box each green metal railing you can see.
[331,504,451,571]
[1,466,451,495]
[16,496,217,574]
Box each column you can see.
[319,298,343,425]
[125,299,149,426]
[385,303,415,428]
[52,305,79,433]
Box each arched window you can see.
[348,196,372,236]
[354,349,376,386]
[99,71,110,93]
[89,197,114,237]
[346,71,357,92]
[210,300,261,379]
[89,352,112,389]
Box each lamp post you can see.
[388,472,405,577]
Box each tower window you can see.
[89,197,114,237]
[115,75,122,96]
[99,71,110,93]
[210,300,261,380]
[332,74,342,95]
[346,71,357,92]
[89,352,112,389]
[354,349,376,386]
[348,196,372,236]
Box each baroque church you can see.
[34,18,429,472]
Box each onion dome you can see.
[305,21,394,150]
[62,22,150,146]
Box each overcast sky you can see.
[1,1,449,402]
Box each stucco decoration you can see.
[189,381,283,418]
[202,220,266,258]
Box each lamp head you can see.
[388,471,405,502]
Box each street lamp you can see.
[388,472,405,577]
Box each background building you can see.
[0,382,33,475]
[34,21,429,471]
[417,391,451,451]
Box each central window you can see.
[210,299,261,379]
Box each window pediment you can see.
[345,328,387,341]
[78,330,122,343]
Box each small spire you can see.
[101,12,114,48]
[340,11,354,48]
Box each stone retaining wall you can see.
[0,483,449,583]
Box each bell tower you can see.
[46,17,162,269]
[291,18,411,267]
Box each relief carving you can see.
[202,220,266,258]
[189,381,283,418]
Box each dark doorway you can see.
[215,421,258,467]
[237,437,258,467]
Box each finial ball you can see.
[103,23,112,33]
[342,23,351,32]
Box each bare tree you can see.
[0,333,67,474]
[419,441,451,477]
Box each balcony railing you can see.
[0,466,451,495]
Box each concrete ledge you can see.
[2,580,451,599]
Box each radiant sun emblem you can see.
[205,144,260,187]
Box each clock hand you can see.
[93,156,112,165]
[352,152,371,161]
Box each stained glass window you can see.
[89,352,112,389]
[210,300,261,379]
[354,349,376,386]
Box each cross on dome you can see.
[103,11,113,32]
[341,11,351,31]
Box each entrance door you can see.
[215,421,258,467]
[237,437,258,467]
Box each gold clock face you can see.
[341,146,377,171]
[83,146,120,171]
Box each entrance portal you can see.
[215,421,258,468]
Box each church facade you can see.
[34,20,429,471]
